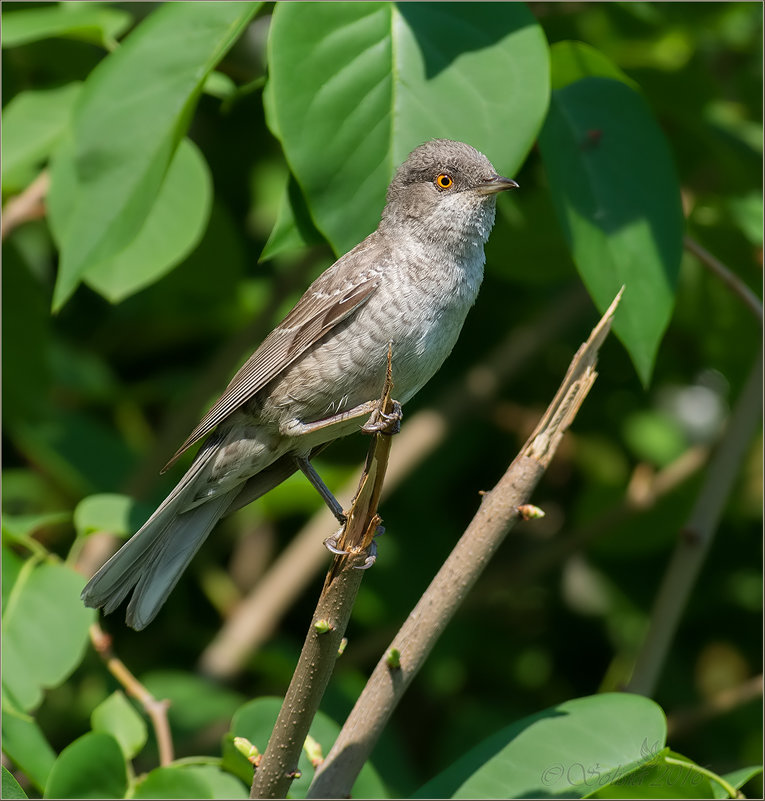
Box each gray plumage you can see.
[81,139,517,629]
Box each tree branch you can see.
[249,347,397,800]
[626,346,763,697]
[306,290,622,799]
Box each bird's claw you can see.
[323,524,383,566]
[361,400,403,435]
[323,534,348,555]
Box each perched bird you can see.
[81,139,518,629]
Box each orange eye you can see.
[435,173,453,190]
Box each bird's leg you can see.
[283,400,380,438]
[294,456,346,523]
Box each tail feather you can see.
[124,493,233,630]
[81,439,231,629]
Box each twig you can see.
[627,347,763,697]
[684,235,763,323]
[1,171,50,240]
[667,674,763,738]
[306,290,622,799]
[199,287,590,679]
[89,623,174,766]
[498,445,710,590]
[249,348,398,800]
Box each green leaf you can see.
[84,138,213,302]
[49,1,260,310]
[224,697,387,798]
[414,693,667,799]
[260,175,326,262]
[44,732,127,800]
[267,2,549,255]
[133,765,247,800]
[91,691,148,761]
[589,749,732,799]
[73,493,149,539]
[1,707,57,792]
[1,4,133,50]
[2,765,28,800]
[550,40,639,91]
[2,562,95,711]
[1,83,82,191]
[719,765,763,793]
[539,77,684,385]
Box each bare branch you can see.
[667,673,763,738]
[627,347,763,697]
[1,171,50,240]
[306,290,622,799]
[89,623,174,766]
[684,235,763,323]
[249,349,397,800]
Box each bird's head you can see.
[380,139,518,247]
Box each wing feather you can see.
[162,253,383,471]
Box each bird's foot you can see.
[361,400,402,435]
[323,523,384,568]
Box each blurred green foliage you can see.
[2,1,762,798]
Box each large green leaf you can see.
[1,83,82,192]
[49,1,260,310]
[49,137,213,303]
[44,732,127,800]
[1,707,57,792]
[415,693,667,798]
[539,76,684,385]
[1,4,133,50]
[267,2,549,255]
[2,562,94,711]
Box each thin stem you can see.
[627,348,763,697]
[89,624,175,766]
[663,756,739,799]
[684,235,763,323]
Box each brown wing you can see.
[161,259,382,472]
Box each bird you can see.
[81,139,518,629]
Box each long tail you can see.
[81,443,237,630]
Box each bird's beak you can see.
[475,174,519,195]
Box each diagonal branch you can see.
[249,346,398,800]
[306,290,623,799]
[684,235,763,323]
[626,346,763,697]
